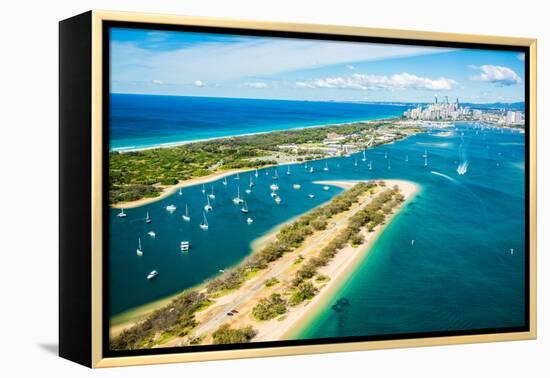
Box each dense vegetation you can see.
[205,182,374,295]
[252,184,404,315]
[212,324,257,344]
[109,119,415,204]
[110,291,209,350]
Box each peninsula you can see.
[110,179,418,349]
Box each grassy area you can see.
[109,119,420,204]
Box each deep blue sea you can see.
[109,95,525,338]
[109,94,408,151]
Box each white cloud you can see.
[242,81,269,89]
[194,80,205,87]
[151,79,163,85]
[111,37,455,86]
[296,72,457,91]
[470,65,521,86]
[346,65,355,70]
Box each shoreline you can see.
[280,179,419,340]
[110,117,400,153]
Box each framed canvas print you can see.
[59,10,537,368]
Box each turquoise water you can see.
[109,123,526,336]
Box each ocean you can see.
[109,94,408,151]
[108,95,526,338]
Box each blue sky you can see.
[110,28,525,104]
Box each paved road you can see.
[186,188,380,341]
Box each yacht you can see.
[274,196,281,204]
[323,186,330,191]
[270,183,279,191]
[208,186,216,200]
[117,208,127,218]
[182,204,190,222]
[148,231,156,238]
[199,212,209,230]
[136,238,143,256]
[147,270,158,280]
[270,191,278,198]
[204,196,213,212]
[166,204,177,212]
[180,241,190,252]
[293,183,301,189]
[232,187,244,205]
[145,212,152,224]
[246,217,254,224]
[245,188,252,194]
[241,201,249,213]
[308,194,315,199]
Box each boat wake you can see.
[430,170,458,183]
[456,161,469,175]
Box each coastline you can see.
[111,168,250,209]
[110,179,418,346]
[111,117,400,153]
[280,179,419,340]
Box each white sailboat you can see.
[182,204,191,222]
[145,212,152,224]
[422,149,428,158]
[222,177,227,186]
[246,217,254,224]
[200,212,209,230]
[362,150,367,162]
[368,161,373,171]
[424,155,428,167]
[117,208,127,218]
[232,187,244,204]
[235,173,240,180]
[405,155,409,162]
[201,184,206,194]
[204,195,213,212]
[308,194,315,199]
[245,188,252,194]
[136,238,143,256]
[255,168,259,178]
[323,186,330,191]
[249,175,254,187]
[270,190,278,198]
[323,162,329,171]
[148,231,156,238]
[309,166,314,173]
[241,201,249,213]
[178,188,182,196]
[286,165,291,175]
[274,196,281,204]
[387,159,391,170]
[272,170,279,180]
[208,186,216,199]
[354,159,358,167]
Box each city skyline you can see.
[111,28,526,104]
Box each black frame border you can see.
[101,20,531,359]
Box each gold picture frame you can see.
[59,10,537,368]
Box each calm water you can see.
[109,122,526,336]
[109,94,408,151]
